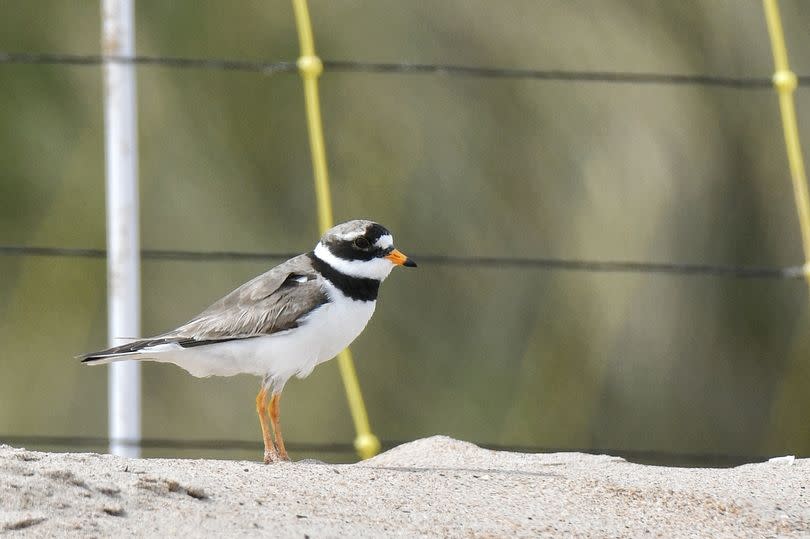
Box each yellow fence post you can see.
[762,0,810,448]
[762,0,810,266]
[290,0,381,460]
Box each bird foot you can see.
[263,449,281,464]
[263,451,291,464]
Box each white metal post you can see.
[101,0,141,457]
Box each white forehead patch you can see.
[374,234,393,249]
[335,231,358,241]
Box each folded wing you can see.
[80,254,328,362]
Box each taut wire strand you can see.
[291,0,380,460]
[0,245,806,279]
[4,52,810,88]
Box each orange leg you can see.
[255,388,279,464]
[269,392,289,461]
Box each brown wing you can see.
[165,253,328,341]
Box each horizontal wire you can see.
[1,51,805,88]
[325,60,781,88]
[0,435,347,453]
[0,52,296,74]
[0,435,781,466]
[0,245,804,279]
[0,245,294,262]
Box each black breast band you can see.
[308,253,380,302]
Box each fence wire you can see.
[2,51,808,88]
[0,245,805,279]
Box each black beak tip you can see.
[404,258,417,268]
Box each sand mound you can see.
[1,437,806,537]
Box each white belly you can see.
[141,291,376,389]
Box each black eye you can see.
[353,237,370,249]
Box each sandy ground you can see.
[0,436,806,538]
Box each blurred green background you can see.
[1,1,809,464]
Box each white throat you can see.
[313,242,396,281]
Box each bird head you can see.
[314,220,417,281]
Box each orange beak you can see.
[385,249,417,267]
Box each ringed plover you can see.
[81,219,416,463]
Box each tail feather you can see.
[80,354,138,365]
[79,336,244,364]
[79,338,175,364]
